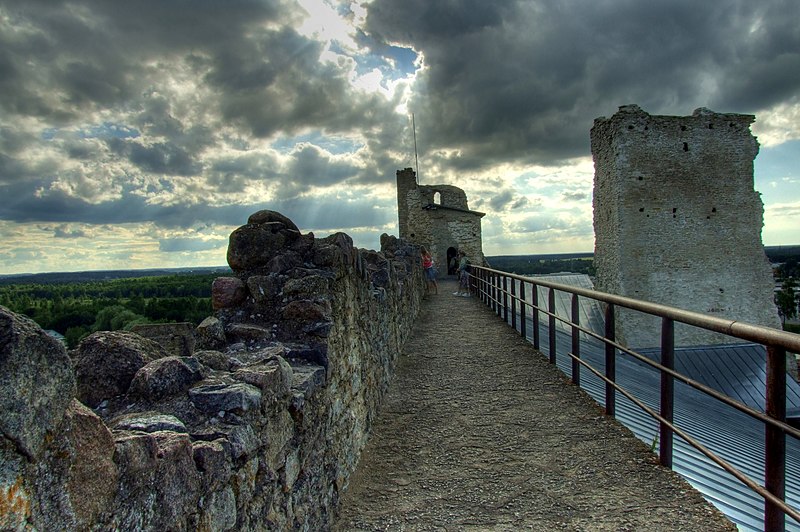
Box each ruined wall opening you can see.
[433,191,441,205]
[447,247,458,275]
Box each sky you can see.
[0,0,798,274]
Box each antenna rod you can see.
[412,113,419,183]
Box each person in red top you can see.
[421,246,438,295]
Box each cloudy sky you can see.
[1,0,798,274]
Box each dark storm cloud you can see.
[0,0,389,140]
[204,27,397,140]
[0,177,393,232]
[365,0,800,168]
[51,225,86,239]
[128,141,200,177]
[562,191,589,202]
[0,0,283,119]
[0,0,406,223]
[486,190,529,212]
[287,144,359,187]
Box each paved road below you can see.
[334,280,736,531]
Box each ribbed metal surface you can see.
[501,274,800,531]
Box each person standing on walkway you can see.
[421,246,438,295]
[455,251,471,297]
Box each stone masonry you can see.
[397,168,486,274]
[0,210,425,531]
[592,105,781,348]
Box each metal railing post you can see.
[766,345,787,532]
[532,283,540,349]
[571,293,580,385]
[495,274,501,317]
[502,275,508,322]
[605,303,616,416]
[660,317,675,468]
[548,287,557,364]
[510,277,517,331]
[519,281,526,341]
[491,273,496,313]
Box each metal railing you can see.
[471,265,800,532]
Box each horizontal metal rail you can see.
[470,265,800,531]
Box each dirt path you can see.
[334,280,736,531]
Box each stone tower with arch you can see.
[396,168,486,275]
[591,104,780,348]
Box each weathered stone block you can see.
[112,430,200,530]
[227,222,301,272]
[246,274,283,305]
[283,275,330,298]
[212,277,247,310]
[73,331,166,408]
[312,244,344,268]
[282,300,332,322]
[129,322,196,357]
[0,306,76,459]
[227,323,272,344]
[128,356,204,401]
[265,409,295,471]
[196,316,227,350]
[192,439,232,492]
[194,349,231,371]
[285,346,328,370]
[232,357,293,402]
[189,383,262,414]
[247,210,299,231]
[24,399,118,531]
[198,486,237,531]
[111,412,188,433]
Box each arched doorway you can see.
[446,247,458,276]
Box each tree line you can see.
[488,252,799,333]
[0,273,217,348]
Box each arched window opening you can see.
[433,191,441,205]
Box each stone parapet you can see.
[0,210,425,530]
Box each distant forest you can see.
[487,253,595,276]
[2,245,797,348]
[487,245,800,278]
[0,272,225,348]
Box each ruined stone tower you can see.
[591,105,780,348]
[396,168,486,274]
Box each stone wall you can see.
[592,105,781,348]
[0,210,425,531]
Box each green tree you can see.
[776,278,798,327]
[109,309,148,331]
[65,326,90,349]
[92,305,130,331]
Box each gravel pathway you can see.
[334,280,736,531]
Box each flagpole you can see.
[412,113,419,184]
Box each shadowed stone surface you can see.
[334,280,736,531]
[73,331,167,408]
[0,211,426,531]
[0,307,76,459]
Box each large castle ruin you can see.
[592,104,781,348]
[396,168,486,274]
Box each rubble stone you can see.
[73,331,167,408]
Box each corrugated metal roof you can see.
[503,274,800,531]
[637,343,800,413]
